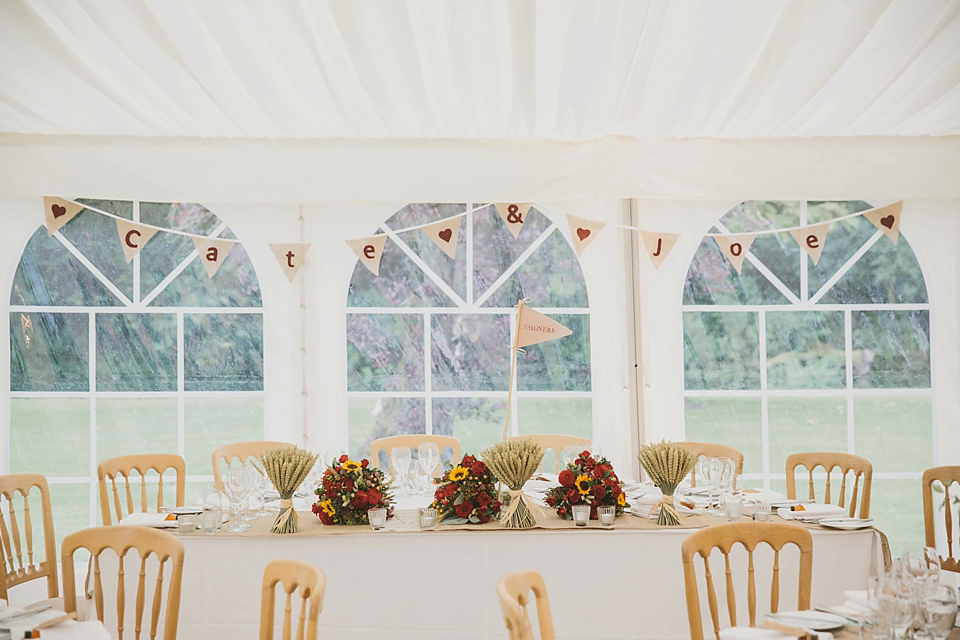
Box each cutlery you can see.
[813,606,868,626]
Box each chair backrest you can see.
[98,454,186,526]
[260,559,326,640]
[676,442,745,487]
[785,452,872,518]
[496,570,556,640]
[681,522,813,640]
[212,441,292,491]
[0,474,58,601]
[922,465,960,573]
[508,435,591,473]
[370,435,461,479]
[62,526,184,640]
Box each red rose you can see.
[325,488,337,500]
[558,508,568,517]
[462,455,475,466]
[366,489,382,505]
[318,512,332,525]
[546,496,556,507]
[566,489,578,503]
[349,492,368,509]
[339,454,349,463]
[612,485,622,496]
[559,470,575,486]
[477,492,491,506]
[455,502,473,518]
[590,505,598,519]
[478,513,490,524]
[593,468,604,480]
[471,462,485,476]
[492,501,502,512]
[344,478,354,490]
[361,459,369,468]
[592,485,606,499]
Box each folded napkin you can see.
[35,620,111,639]
[719,627,833,640]
[776,504,845,520]
[118,512,178,528]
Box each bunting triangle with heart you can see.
[43,197,84,236]
[421,216,462,259]
[862,201,903,244]
[566,215,606,256]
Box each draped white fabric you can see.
[1,0,959,141]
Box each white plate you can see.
[766,610,846,631]
[818,517,873,530]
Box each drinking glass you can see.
[250,458,272,517]
[418,443,440,496]
[879,587,916,640]
[572,504,590,526]
[560,446,580,470]
[368,507,387,530]
[391,446,412,496]
[223,466,251,532]
[902,546,941,598]
[202,489,224,532]
[706,457,725,516]
[918,584,958,639]
[241,462,260,521]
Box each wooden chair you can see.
[212,441,292,491]
[62,526,184,640]
[677,442,745,487]
[98,454,186,526]
[259,559,326,640]
[370,435,461,479]
[0,474,58,602]
[681,522,813,640]
[785,452,872,518]
[922,465,960,573]
[508,434,591,473]
[496,570,556,640]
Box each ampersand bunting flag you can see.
[421,216,462,259]
[494,203,532,239]
[788,222,830,265]
[115,219,159,262]
[346,236,388,276]
[639,231,680,270]
[192,236,236,278]
[269,243,311,282]
[515,305,573,348]
[43,196,83,236]
[863,201,903,244]
[713,233,757,275]
[565,214,606,257]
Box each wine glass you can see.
[560,446,579,470]
[418,443,440,496]
[902,546,941,598]
[391,446,411,496]
[240,462,261,521]
[919,584,958,639]
[223,466,250,532]
[250,458,272,517]
[879,582,917,640]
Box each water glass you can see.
[391,447,412,495]
[754,502,772,522]
[725,497,743,522]
[198,510,219,534]
[177,513,196,534]
[418,507,438,530]
[368,507,387,530]
[919,584,958,639]
[418,443,440,495]
[202,490,225,532]
[572,504,590,526]
[597,506,615,526]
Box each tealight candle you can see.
[597,506,615,526]
[367,507,387,530]
[572,504,590,527]
[418,507,438,530]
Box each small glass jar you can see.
[597,506,616,527]
[572,504,590,527]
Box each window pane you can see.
[96,314,177,391]
[683,312,760,390]
[184,397,264,477]
[869,477,924,554]
[433,398,506,464]
[348,397,425,461]
[517,314,591,391]
[807,201,875,300]
[149,242,262,308]
[10,398,90,477]
[48,482,92,561]
[473,205,553,302]
[483,230,589,308]
[346,314,423,392]
[852,310,930,388]
[347,235,455,308]
[766,311,845,390]
[683,239,790,306]
[139,202,222,302]
[517,398,592,439]
[387,204,468,301]
[768,397,847,477]
[854,396,932,472]
[76,199,133,219]
[10,312,88,392]
[184,314,263,391]
[683,397,762,475]
[59,206,133,301]
[431,314,510,391]
[96,398,178,462]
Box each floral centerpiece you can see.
[545,451,629,520]
[259,446,318,534]
[637,441,697,526]
[313,455,394,526]
[430,454,502,524]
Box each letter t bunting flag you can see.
[515,304,573,348]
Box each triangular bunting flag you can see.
[788,223,830,265]
[713,233,756,274]
[566,215,606,257]
[43,196,83,236]
[192,236,236,278]
[115,219,159,262]
[516,305,573,348]
[269,243,311,282]
[346,236,388,276]
[639,231,680,270]
[421,217,462,259]
[494,203,533,239]
[863,201,903,244]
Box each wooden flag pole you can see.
[501,298,529,443]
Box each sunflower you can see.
[342,459,362,472]
[319,500,335,517]
[617,492,626,507]
[575,474,591,495]
[448,465,469,482]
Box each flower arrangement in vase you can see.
[430,454,502,524]
[545,451,629,520]
[313,455,394,525]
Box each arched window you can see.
[346,203,592,469]
[9,199,264,546]
[682,201,930,550]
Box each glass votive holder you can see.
[418,507,438,530]
[754,502,771,522]
[177,513,197,534]
[368,507,387,530]
[198,510,219,535]
[597,506,616,527]
[572,504,591,527]
[725,497,743,522]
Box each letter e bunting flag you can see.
[516,305,573,348]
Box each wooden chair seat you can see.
[212,441,292,491]
[922,465,960,572]
[496,570,556,640]
[508,434,591,473]
[676,442,745,487]
[785,452,872,518]
[260,559,326,640]
[98,454,186,526]
[0,474,58,603]
[370,435,461,479]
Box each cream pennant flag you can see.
[639,231,680,270]
[192,237,236,278]
[565,215,605,257]
[115,219,159,262]
[269,243,311,282]
[863,201,903,244]
[516,305,573,348]
[421,217,462,259]
[43,196,83,236]
[713,233,756,274]
[346,236,388,276]
[788,222,830,265]
[494,203,533,239]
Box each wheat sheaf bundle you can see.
[637,441,696,526]
[482,440,544,529]
[259,446,318,533]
